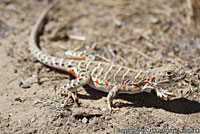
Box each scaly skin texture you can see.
[29,1,185,112]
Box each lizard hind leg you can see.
[65,50,95,61]
[58,70,91,108]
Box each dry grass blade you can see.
[69,35,86,41]
[186,0,194,26]
[91,0,129,7]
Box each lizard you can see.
[29,1,186,112]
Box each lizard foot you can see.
[155,88,176,99]
[108,102,121,113]
[59,90,79,108]
[108,106,120,114]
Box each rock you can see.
[82,117,88,124]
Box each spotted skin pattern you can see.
[29,1,185,112]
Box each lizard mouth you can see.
[157,74,186,86]
[173,74,186,82]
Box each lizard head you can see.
[152,64,186,87]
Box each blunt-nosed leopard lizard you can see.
[29,1,185,112]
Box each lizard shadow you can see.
[79,85,200,114]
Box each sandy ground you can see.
[0,0,200,133]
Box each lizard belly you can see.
[87,82,111,93]
[87,82,153,94]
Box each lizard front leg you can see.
[59,70,91,107]
[107,86,120,112]
[155,88,176,99]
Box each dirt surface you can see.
[0,0,200,133]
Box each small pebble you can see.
[82,117,88,124]
[162,23,171,32]
[14,97,22,102]
[102,107,107,112]
[150,17,159,24]
[13,69,17,73]
[7,4,16,11]
[105,116,112,121]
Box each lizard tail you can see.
[28,0,70,69]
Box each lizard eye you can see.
[166,71,172,76]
